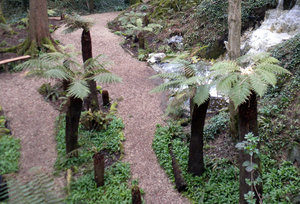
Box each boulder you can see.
[147,53,166,64]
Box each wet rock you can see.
[284,0,297,10]
[147,53,166,64]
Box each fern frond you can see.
[193,85,210,106]
[256,63,292,75]
[67,79,90,99]
[64,13,93,32]
[181,76,204,86]
[44,68,70,80]
[215,73,239,93]
[210,60,240,74]
[150,72,184,80]
[4,174,64,204]
[249,73,268,97]
[184,66,196,78]
[255,69,277,86]
[92,73,122,84]
[229,80,252,108]
[150,80,183,93]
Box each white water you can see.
[242,0,300,54]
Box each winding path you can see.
[53,12,189,203]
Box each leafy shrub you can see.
[54,114,124,171]
[80,111,113,131]
[0,135,20,174]
[66,162,132,203]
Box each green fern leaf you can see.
[229,80,252,108]
[249,73,268,97]
[256,63,292,75]
[92,73,122,84]
[67,79,90,99]
[44,69,69,80]
[255,69,277,86]
[215,73,239,93]
[193,85,210,106]
[150,80,183,93]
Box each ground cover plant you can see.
[0,105,20,175]
[153,123,300,203]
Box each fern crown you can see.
[15,48,122,100]
[151,60,211,112]
[210,52,291,108]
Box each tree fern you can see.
[63,13,93,33]
[1,174,63,204]
[15,50,121,100]
[210,52,291,108]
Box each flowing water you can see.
[242,0,300,54]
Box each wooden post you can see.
[131,185,142,204]
[93,152,104,187]
[169,144,187,192]
[102,90,110,107]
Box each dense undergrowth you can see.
[153,123,300,203]
[55,113,137,203]
[0,105,20,175]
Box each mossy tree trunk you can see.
[228,0,241,142]
[86,0,94,13]
[65,96,83,155]
[17,0,55,56]
[188,98,210,176]
[81,29,100,112]
[238,92,262,203]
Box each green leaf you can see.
[44,69,69,80]
[92,73,122,84]
[193,85,210,106]
[229,80,251,108]
[67,80,90,99]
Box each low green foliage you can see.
[153,123,300,203]
[54,114,124,171]
[204,112,229,141]
[0,135,20,175]
[66,162,132,203]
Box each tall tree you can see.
[227,0,241,142]
[16,50,122,155]
[28,0,50,47]
[64,14,100,112]
[211,53,291,204]
[151,61,211,176]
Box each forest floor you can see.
[0,11,189,203]
[53,12,189,203]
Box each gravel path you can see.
[53,12,189,203]
[0,73,61,183]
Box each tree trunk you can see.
[188,98,210,176]
[81,29,100,112]
[65,97,83,155]
[238,92,262,203]
[131,186,142,204]
[93,152,104,187]
[228,0,241,142]
[29,0,50,47]
[86,0,94,13]
[102,90,110,107]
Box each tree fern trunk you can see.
[65,96,83,155]
[93,152,104,187]
[81,29,99,112]
[188,98,210,176]
[238,92,262,203]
